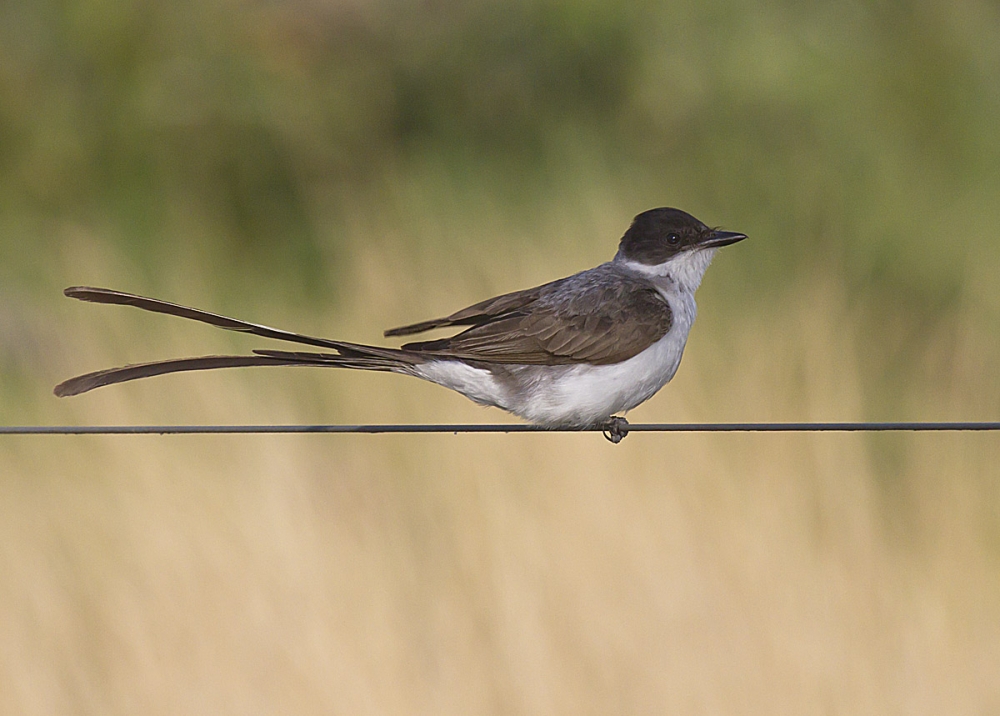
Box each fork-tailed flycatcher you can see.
[55,208,746,442]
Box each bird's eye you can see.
[667,233,680,245]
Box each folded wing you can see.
[398,266,673,365]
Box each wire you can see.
[2,421,1000,435]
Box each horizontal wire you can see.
[2,422,1000,435]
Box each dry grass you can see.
[2,213,999,715]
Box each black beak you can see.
[700,229,747,248]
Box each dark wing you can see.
[400,268,673,365]
[383,280,561,337]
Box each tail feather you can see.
[252,349,411,372]
[54,355,310,397]
[55,286,424,396]
[63,286,345,350]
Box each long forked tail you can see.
[54,287,419,397]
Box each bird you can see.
[55,207,746,442]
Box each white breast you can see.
[506,287,697,426]
[411,248,714,427]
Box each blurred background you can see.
[2,0,1000,712]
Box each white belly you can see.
[508,328,688,426]
[412,290,697,428]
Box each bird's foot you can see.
[601,416,630,444]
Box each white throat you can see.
[614,247,718,294]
